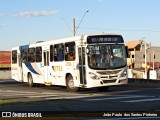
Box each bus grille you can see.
[103,79,117,83]
[97,70,121,75]
[100,76,118,79]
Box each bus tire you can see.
[28,74,36,87]
[96,86,109,91]
[66,75,79,92]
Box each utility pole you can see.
[141,37,148,79]
[153,51,155,70]
[73,10,89,36]
[73,18,76,36]
[145,41,147,79]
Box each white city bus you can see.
[11,34,128,92]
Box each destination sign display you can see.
[87,35,124,44]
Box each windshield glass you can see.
[88,44,127,69]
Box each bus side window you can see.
[12,50,17,64]
[28,48,36,63]
[36,47,42,62]
[54,44,64,61]
[65,42,75,61]
[22,49,28,63]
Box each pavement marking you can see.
[1,93,58,97]
[44,94,141,100]
[28,95,60,98]
[0,90,39,94]
[44,94,92,100]
[83,96,146,101]
[101,90,141,95]
[123,98,160,102]
[0,89,61,98]
[0,81,5,83]
[1,89,158,103]
[0,89,65,95]
[0,89,91,100]
[0,88,155,102]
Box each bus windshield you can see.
[88,44,127,69]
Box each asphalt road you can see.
[0,79,160,119]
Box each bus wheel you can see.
[28,74,36,87]
[66,75,79,92]
[96,86,109,91]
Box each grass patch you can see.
[0,100,14,105]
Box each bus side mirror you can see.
[125,46,129,58]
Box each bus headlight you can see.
[120,69,127,77]
[121,69,127,77]
[89,72,100,79]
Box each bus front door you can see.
[43,50,51,85]
[78,47,86,85]
[18,53,23,81]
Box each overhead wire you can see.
[78,27,160,33]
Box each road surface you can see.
[0,79,160,119]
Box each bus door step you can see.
[45,82,52,86]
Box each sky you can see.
[0,0,160,50]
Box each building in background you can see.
[125,40,160,79]
[0,51,11,79]
[0,51,11,69]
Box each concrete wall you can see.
[0,70,11,79]
[135,51,143,68]
[128,78,160,87]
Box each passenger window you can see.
[65,42,75,61]
[54,44,64,61]
[36,47,42,62]
[28,48,36,62]
[22,49,28,63]
[12,50,17,64]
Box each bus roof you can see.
[12,33,123,50]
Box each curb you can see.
[122,78,160,88]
